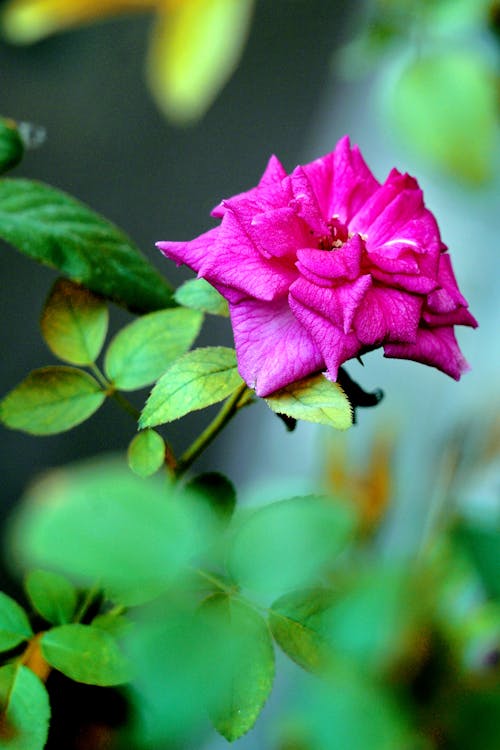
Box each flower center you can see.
[317,217,349,251]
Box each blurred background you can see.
[0,1,499,745]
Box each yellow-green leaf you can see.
[41,623,130,686]
[140,346,243,427]
[25,569,77,626]
[0,366,105,435]
[0,592,32,652]
[0,664,50,750]
[174,277,229,317]
[127,429,165,478]
[104,307,203,391]
[40,277,108,365]
[265,374,352,430]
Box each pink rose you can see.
[158,137,477,397]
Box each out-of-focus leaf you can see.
[279,670,414,750]
[199,594,275,741]
[0,117,24,174]
[0,179,173,312]
[0,592,32,652]
[390,52,498,183]
[40,277,108,365]
[174,277,229,317]
[127,429,165,478]
[140,347,243,427]
[455,524,500,600]
[0,664,50,750]
[227,496,355,595]
[185,471,236,524]
[10,460,212,606]
[319,566,415,673]
[125,596,213,745]
[1,0,157,43]
[91,612,131,639]
[265,374,353,431]
[25,569,77,626]
[269,588,337,672]
[104,307,202,391]
[41,623,130,686]
[0,366,105,435]
[147,0,255,123]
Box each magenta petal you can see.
[353,286,422,346]
[369,267,438,295]
[423,307,478,328]
[296,234,364,284]
[199,209,298,301]
[251,207,311,259]
[330,136,380,224]
[427,253,469,313]
[157,227,219,273]
[229,297,324,396]
[384,326,470,380]
[289,295,361,380]
[211,155,288,218]
[286,166,329,235]
[290,274,372,333]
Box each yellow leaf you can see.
[2,0,156,43]
[147,0,254,123]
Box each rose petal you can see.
[229,297,324,396]
[199,209,298,301]
[384,326,470,380]
[157,227,219,272]
[296,234,364,285]
[330,136,380,223]
[290,274,372,333]
[250,206,311,259]
[211,154,288,218]
[353,286,422,345]
[289,295,361,380]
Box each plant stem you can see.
[177,383,252,476]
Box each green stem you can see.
[73,581,101,623]
[176,383,252,476]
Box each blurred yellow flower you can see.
[1,0,255,124]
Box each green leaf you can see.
[104,307,202,391]
[41,623,130,686]
[140,346,243,427]
[0,664,50,750]
[390,51,498,183]
[125,596,213,745]
[185,472,236,524]
[199,594,275,741]
[269,588,337,672]
[11,460,212,606]
[127,429,165,478]
[265,374,352,430]
[25,569,77,626]
[0,118,24,175]
[455,524,500,600]
[227,496,355,595]
[280,671,414,750]
[0,593,32,653]
[174,277,229,317]
[0,366,106,435]
[147,0,255,123]
[91,613,131,639]
[40,278,108,365]
[0,179,173,313]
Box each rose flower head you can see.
[158,137,477,397]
